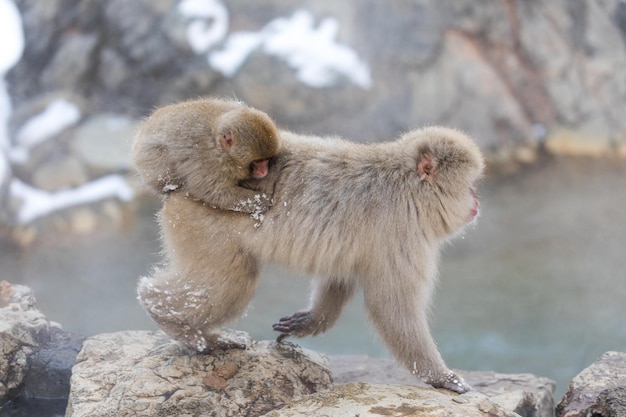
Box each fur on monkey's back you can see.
[241,128,483,278]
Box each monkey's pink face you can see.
[250,159,270,178]
[467,188,480,223]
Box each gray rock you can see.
[0,281,84,404]
[556,351,626,417]
[21,326,85,399]
[0,281,49,402]
[590,386,626,417]
[329,355,555,417]
[468,372,555,417]
[40,32,99,91]
[261,383,521,417]
[518,1,626,134]
[0,155,10,222]
[405,29,531,149]
[66,330,333,417]
[71,114,137,173]
[31,153,88,191]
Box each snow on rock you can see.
[0,0,24,77]
[180,2,372,89]
[178,0,228,54]
[10,174,134,224]
[0,0,24,195]
[0,0,24,153]
[210,32,264,77]
[0,1,135,231]
[12,98,81,159]
[261,10,371,89]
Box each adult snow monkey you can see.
[134,104,484,394]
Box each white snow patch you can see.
[209,32,264,77]
[0,0,24,152]
[261,10,371,89]
[15,98,81,151]
[0,0,24,77]
[162,183,180,192]
[212,10,371,88]
[182,4,372,89]
[178,0,228,54]
[10,174,134,224]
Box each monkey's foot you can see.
[428,372,471,394]
[272,311,312,342]
[195,330,251,353]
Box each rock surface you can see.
[0,281,84,403]
[330,355,555,417]
[469,372,555,417]
[0,281,49,402]
[66,330,332,417]
[261,383,520,417]
[64,331,560,417]
[556,351,626,417]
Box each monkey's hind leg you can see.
[273,279,356,342]
[137,264,259,352]
[137,269,224,352]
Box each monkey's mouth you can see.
[467,188,480,222]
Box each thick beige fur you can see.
[136,124,484,393]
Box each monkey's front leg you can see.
[363,279,471,394]
[273,279,355,342]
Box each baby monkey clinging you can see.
[132,97,280,214]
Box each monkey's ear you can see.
[219,132,235,150]
[417,152,438,181]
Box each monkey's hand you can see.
[273,311,316,343]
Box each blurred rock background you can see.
[1,0,625,243]
[8,0,626,142]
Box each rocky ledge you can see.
[1,281,625,417]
